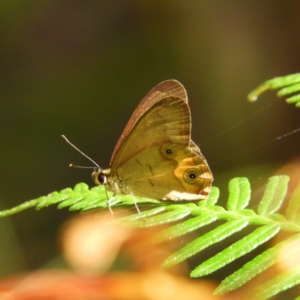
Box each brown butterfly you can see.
[89,80,213,201]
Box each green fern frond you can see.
[248,73,300,107]
[0,184,162,217]
[2,175,300,299]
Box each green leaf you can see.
[254,267,300,300]
[163,219,249,268]
[227,177,251,211]
[285,183,300,223]
[215,233,300,295]
[191,223,280,277]
[198,186,220,207]
[153,213,218,243]
[277,82,300,97]
[257,176,289,215]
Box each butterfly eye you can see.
[161,145,176,158]
[98,173,107,185]
[184,168,200,184]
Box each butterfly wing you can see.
[108,89,212,200]
[110,80,188,165]
[111,96,190,168]
[114,143,212,200]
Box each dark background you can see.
[0,1,299,276]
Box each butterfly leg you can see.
[107,198,114,215]
[130,192,141,215]
[104,187,114,215]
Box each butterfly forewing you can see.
[110,80,188,165]
[111,97,191,168]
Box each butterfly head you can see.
[91,168,110,185]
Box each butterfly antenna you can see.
[68,164,95,169]
[61,135,101,170]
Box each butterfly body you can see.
[92,80,213,201]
